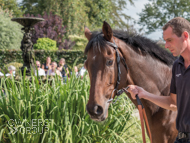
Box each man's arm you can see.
[127,85,177,111]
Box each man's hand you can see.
[127,85,146,100]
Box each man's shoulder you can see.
[173,57,181,67]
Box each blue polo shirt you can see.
[170,56,190,132]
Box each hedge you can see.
[0,50,86,68]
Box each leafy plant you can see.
[33,38,57,50]
[25,12,75,50]
[0,7,23,50]
[0,0,24,17]
[0,69,140,142]
[68,35,88,51]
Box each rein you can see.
[107,38,152,143]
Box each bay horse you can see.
[84,21,178,143]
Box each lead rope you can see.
[123,87,152,143]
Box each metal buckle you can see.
[107,89,116,103]
[178,132,187,139]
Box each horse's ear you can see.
[102,21,113,42]
[84,26,92,41]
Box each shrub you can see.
[25,12,75,50]
[69,35,88,51]
[0,7,23,50]
[33,38,57,50]
[0,50,86,68]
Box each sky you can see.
[16,0,163,40]
[124,0,163,40]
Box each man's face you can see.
[52,63,57,70]
[36,62,40,69]
[163,26,187,56]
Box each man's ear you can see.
[84,26,92,41]
[102,21,113,42]
[183,31,189,40]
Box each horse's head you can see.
[85,22,129,121]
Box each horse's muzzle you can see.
[86,104,104,121]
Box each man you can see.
[47,62,62,77]
[6,65,16,76]
[127,17,190,143]
[35,61,45,76]
[79,61,87,79]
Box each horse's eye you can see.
[106,60,113,66]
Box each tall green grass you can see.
[0,72,141,143]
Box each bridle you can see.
[106,38,128,103]
[106,37,152,143]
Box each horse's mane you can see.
[85,30,176,66]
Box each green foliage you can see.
[0,0,24,17]
[20,0,136,35]
[0,50,86,69]
[2,62,23,75]
[33,38,57,50]
[68,35,88,51]
[84,0,113,30]
[60,0,89,35]
[0,6,13,17]
[109,0,135,30]
[0,72,140,142]
[0,9,23,50]
[138,0,190,34]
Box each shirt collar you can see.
[178,56,184,65]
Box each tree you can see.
[59,0,89,35]
[0,0,24,17]
[0,7,23,50]
[109,0,135,30]
[138,0,190,34]
[84,0,113,30]
[20,0,136,35]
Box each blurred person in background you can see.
[42,56,52,74]
[6,65,16,76]
[74,66,79,76]
[0,68,3,76]
[35,61,45,76]
[79,61,87,79]
[57,58,69,79]
[47,62,62,77]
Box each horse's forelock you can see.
[85,32,109,55]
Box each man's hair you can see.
[163,17,190,37]
[52,62,57,67]
[36,61,40,65]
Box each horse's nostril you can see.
[94,105,103,116]
[86,104,103,117]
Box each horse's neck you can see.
[122,45,172,115]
